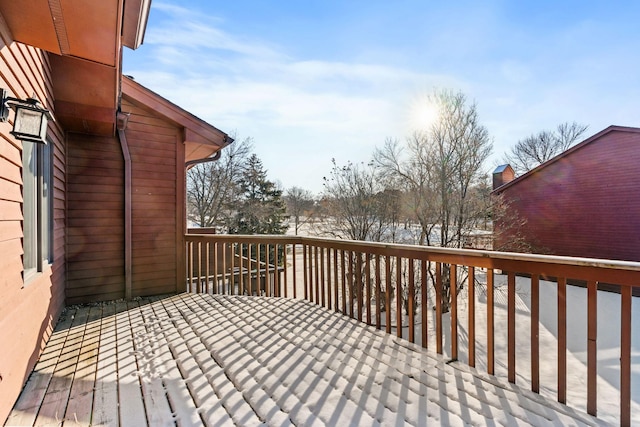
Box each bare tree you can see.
[375,89,493,312]
[186,137,253,230]
[503,121,588,175]
[321,159,395,314]
[320,159,389,241]
[284,186,315,235]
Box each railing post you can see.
[451,264,458,361]
[621,285,632,427]
[421,259,428,349]
[396,256,402,339]
[385,255,391,334]
[531,274,540,393]
[333,249,339,312]
[435,262,443,355]
[408,259,415,344]
[557,277,567,403]
[587,280,597,416]
[365,253,371,326]
[508,271,516,384]
[486,268,494,375]
[376,254,382,329]
[468,266,475,367]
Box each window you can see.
[22,139,53,281]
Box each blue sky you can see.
[124,1,640,194]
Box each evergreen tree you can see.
[229,154,288,235]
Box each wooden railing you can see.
[185,234,639,426]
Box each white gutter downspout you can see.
[117,112,132,300]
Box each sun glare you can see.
[408,98,440,133]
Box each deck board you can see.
[5,308,77,426]
[6,294,610,427]
[116,300,147,427]
[134,301,175,427]
[64,305,103,426]
[92,302,119,427]
[34,307,90,426]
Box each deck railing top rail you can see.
[187,233,640,286]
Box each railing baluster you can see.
[435,262,443,355]
[357,253,363,322]
[303,245,308,300]
[205,242,211,294]
[292,244,297,299]
[333,249,341,311]
[376,254,382,329]
[487,268,494,375]
[348,251,355,318]
[266,244,271,297]
[320,247,326,307]
[396,256,402,339]
[197,242,203,292]
[365,253,371,326]
[213,241,218,294]
[314,246,320,304]
[283,244,288,298]
[341,250,347,314]
[222,243,227,295]
[468,266,475,367]
[557,277,567,402]
[587,279,597,416]
[274,244,280,297]
[240,243,246,295]
[188,241,194,292]
[620,285,632,427]
[308,245,314,302]
[508,271,516,384]
[232,243,237,294]
[326,247,332,309]
[421,259,428,349]
[385,255,391,334]
[531,274,540,393]
[408,259,415,344]
[257,244,262,296]
[247,244,253,296]
[451,264,458,360]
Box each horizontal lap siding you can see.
[499,130,640,261]
[66,134,125,303]
[0,28,66,424]
[123,98,179,296]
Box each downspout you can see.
[117,112,132,300]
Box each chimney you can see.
[493,164,515,190]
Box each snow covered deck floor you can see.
[6,293,607,426]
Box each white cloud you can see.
[126,1,640,192]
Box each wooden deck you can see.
[6,293,607,426]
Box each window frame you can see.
[22,138,53,283]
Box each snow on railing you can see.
[185,234,640,426]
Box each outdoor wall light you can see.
[0,89,52,144]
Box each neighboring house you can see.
[0,3,231,421]
[492,125,640,262]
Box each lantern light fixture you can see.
[0,89,53,144]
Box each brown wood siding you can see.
[497,130,640,261]
[0,28,66,424]
[66,133,125,303]
[123,98,179,296]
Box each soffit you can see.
[0,0,121,67]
